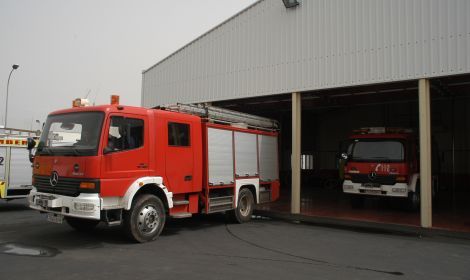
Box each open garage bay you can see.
[216,75,470,233]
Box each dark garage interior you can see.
[215,74,470,232]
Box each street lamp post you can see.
[5,64,19,129]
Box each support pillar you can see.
[419,79,432,228]
[291,92,301,214]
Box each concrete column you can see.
[419,79,432,228]
[291,92,301,214]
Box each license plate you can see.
[363,183,380,188]
[36,198,48,208]
[47,213,64,224]
[364,189,381,195]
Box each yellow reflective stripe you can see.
[0,181,5,199]
[0,138,29,147]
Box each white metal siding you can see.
[9,148,32,187]
[207,128,234,185]
[234,132,258,177]
[258,135,279,181]
[142,0,470,106]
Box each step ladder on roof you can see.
[158,103,279,131]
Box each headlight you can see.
[74,202,95,212]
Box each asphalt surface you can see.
[1,199,470,280]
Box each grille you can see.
[34,175,99,197]
[350,174,396,185]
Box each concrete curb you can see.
[254,209,470,241]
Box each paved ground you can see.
[1,199,470,280]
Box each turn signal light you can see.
[79,182,96,189]
[396,176,408,183]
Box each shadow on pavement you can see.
[0,199,31,212]
[5,212,237,252]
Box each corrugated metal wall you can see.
[142,0,470,107]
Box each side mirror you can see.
[103,147,113,155]
[27,138,36,163]
[340,153,349,160]
[27,137,36,150]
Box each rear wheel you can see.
[123,194,166,243]
[65,217,99,232]
[228,188,255,223]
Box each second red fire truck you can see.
[341,127,438,210]
[27,97,280,242]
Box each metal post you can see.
[5,65,19,129]
[419,79,432,228]
[291,92,301,214]
[3,147,12,198]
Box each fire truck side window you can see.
[107,117,144,152]
[168,122,190,147]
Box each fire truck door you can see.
[165,121,194,193]
[101,114,149,196]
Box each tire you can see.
[123,194,166,243]
[350,195,365,209]
[65,217,99,232]
[228,188,255,223]
[407,185,420,212]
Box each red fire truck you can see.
[341,127,437,210]
[27,98,280,242]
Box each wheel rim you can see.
[137,204,160,235]
[239,194,252,217]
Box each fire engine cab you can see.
[27,97,280,242]
[341,127,436,210]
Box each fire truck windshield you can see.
[348,139,405,162]
[37,112,104,156]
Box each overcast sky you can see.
[0,0,257,130]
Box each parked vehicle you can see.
[341,127,437,210]
[0,128,37,200]
[28,97,280,242]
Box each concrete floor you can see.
[257,186,470,233]
[1,199,470,280]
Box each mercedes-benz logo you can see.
[50,171,59,187]
[368,172,377,181]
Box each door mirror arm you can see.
[103,147,113,155]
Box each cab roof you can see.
[49,105,153,116]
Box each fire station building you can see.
[141,0,470,232]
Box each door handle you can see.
[184,175,192,181]
[137,163,148,168]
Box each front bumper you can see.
[28,188,101,220]
[342,180,409,197]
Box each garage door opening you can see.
[215,75,470,232]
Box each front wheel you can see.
[407,185,420,212]
[65,217,99,232]
[123,194,166,243]
[228,188,255,223]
